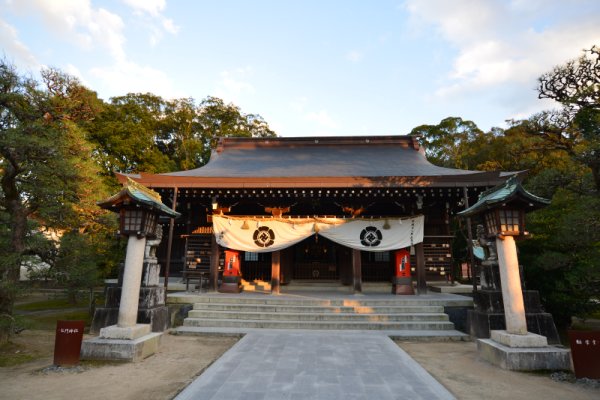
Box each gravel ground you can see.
[1,330,598,400]
[397,340,599,400]
[0,330,237,400]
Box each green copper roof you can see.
[98,178,180,218]
[457,175,550,218]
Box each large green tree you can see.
[517,46,600,325]
[534,45,600,191]
[409,117,484,169]
[521,190,600,326]
[89,94,277,177]
[89,93,176,176]
[0,62,109,341]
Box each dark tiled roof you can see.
[166,136,484,178]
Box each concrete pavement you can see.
[174,330,455,400]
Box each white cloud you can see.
[121,0,179,45]
[6,0,126,61]
[162,18,178,34]
[346,50,363,63]
[3,0,181,99]
[405,0,600,96]
[214,67,256,104]
[306,110,339,130]
[0,18,39,68]
[64,63,84,81]
[90,60,181,99]
[289,96,339,133]
[122,0,165,17]
[290,96,308,113]
[404,0,600,124]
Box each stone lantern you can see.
[458,176,570,370]
[81,178,179,361]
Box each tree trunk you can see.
[0,161,28,342]
[592,164,600,193]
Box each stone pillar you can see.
[495,236,527,335]
[415,242,427,295]
[352,249,362,293]
[271,251,281,295]
[118,236,147,328]
[83,233,162,362]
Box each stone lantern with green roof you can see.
[458,176,570,371]
[81,179,180,362]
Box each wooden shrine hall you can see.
[122,135,515,294]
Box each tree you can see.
[0,61,108,341]
[538,46,599,110]
[409,117,484,169]
[89,93,176,176]
[159,97,204,171]
[89,94,277,175]
[521,190,600,326]
[193,96,276,166]
[535,45,600,191]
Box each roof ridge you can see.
[216,135,419,150]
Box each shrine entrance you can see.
[293,236,339,280]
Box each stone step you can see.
[183,318,456,331]
[190,303,445,314]
[187,310,449,322]
[173,326,470,341]
[240,280,271,292]
[189,297,466,307]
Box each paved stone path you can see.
[175,331,455,400]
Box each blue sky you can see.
[2,0,600,137]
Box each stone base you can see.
[477,338,571,371]
[80,332,162,362]
[392,284,415,295]
[468,309,561,344]
[91,305,170,334]
[219,282,242,293]
[392,277,414,295]
[138,306,170,332]
[491,330,547,348]
[104,286,166,309]
[100,324,150,340]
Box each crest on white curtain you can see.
[213,215,424,253]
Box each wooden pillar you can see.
[163,187,178,289]
[209,234,219,291]
[463,187,477,292]
[352,249,362,293]
[271,251,281,295]
[415,242,427,295]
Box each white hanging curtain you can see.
[213,216,318,253]
[212,215,424,253]
[318,216,424,251]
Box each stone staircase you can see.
[240,279,271,293]
[175,296,469,340]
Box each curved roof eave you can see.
[117,136,522,189]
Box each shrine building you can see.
[123,135,515,294]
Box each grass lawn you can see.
[2,291,94,366]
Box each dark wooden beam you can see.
[265,207,290,217]
[463,187,477,293]
[416,242,427,295]
[352,249,362,293]
[271,251,281,295]
[209,234,219,291]
[164,187,178,289]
